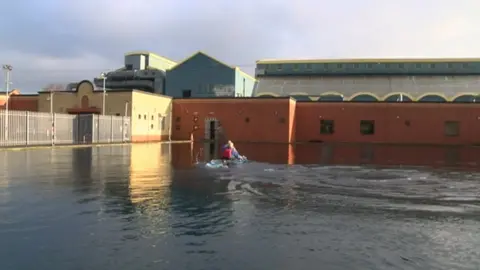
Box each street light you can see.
[2,64,12,141]
[46,90,55,145]
[100,72,107,115]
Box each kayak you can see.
[205,156,248,168]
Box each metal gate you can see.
[77,114,93,144]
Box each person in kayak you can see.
[221,140,242,160]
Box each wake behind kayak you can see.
[205,157,248,169]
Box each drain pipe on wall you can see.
[168,103,173,142]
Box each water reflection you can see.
[171,142,480,170]
[1,143,480,269]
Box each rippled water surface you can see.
[1,143,480,270]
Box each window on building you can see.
[144,114,147,120]
[182,90,191,98]
[353,64,359,68]
[336,64,342,69]
[138,114,141,119]
[151,115,154,120]
[430,64,435,68]
[320,120,335,134]
[277,64,283,71]
[399,64,404,69]
[367,64,373,69]
[306,63,312,70]
[444,121,459,136]
[126,64,133,70]
[293,64,299,70]
[447,63,454,68]
[462,63,468,68]
[360,120,375,135]
[415,64,422,68]
[385,64,390,68]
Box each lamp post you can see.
[2,64,12,141]
[46,90,55,145]
[100,72,107,115]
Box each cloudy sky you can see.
[0,0,479,93]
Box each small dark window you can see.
[398,64,404,69]
[306,64,312,70]
[404,120,411,127]
[175,125,180,130]
[151,115,154,120]
[115,113,120,116]
[360,120,375,135]
[126,64,133,70]
[138,114,141,119]
[245,117,250,123]
[182,90,191,98]
[144,114,147,120]
[176,117,181,122]
[320,120,334,134]
[444,121,459,136]
[367,64,373,68]
[279,117,286,123]
[293,64,299,70]
[150,124,154,129]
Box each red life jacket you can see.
[222,147,232,159]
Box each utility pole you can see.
[2,64,12,141]
[50,90,54,145]
[100,72,107,115]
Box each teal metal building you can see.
[166,51,256,98]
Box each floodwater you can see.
[1,143,480,270]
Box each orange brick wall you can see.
[295,102,480,145]
[172,98,293,143]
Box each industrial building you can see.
[0,89,38,111]
[90,50,257,98]
[254,58,480,102]
[171,96,480,146]
[93,51,177,94]
[36,80,173,142]
[165,51,256,98]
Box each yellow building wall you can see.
[37,81,133,115]
[105,92,133,116]
[131,91,173,142]
[38,92,78,113]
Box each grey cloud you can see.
[1,0,480,92]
